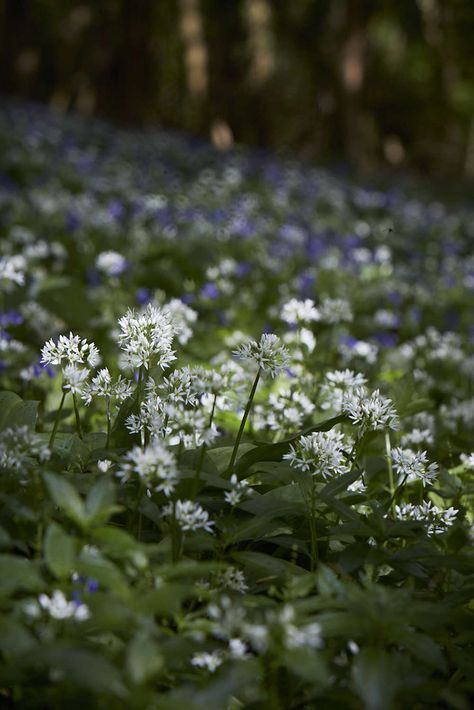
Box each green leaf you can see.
[0,617,38,657]
[41,644,127,697]
[351,648,402,710]
[44,522,76,579]
[85,476,121,525]
[76,547,130,600]
[0,391,39,431]
[126,630,163,684]
[0,555,43,595]
[43,472,87,527]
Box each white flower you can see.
[62,364,90,395]
[163,298,198,345]
[284,430,349,479]
[281,298,320,325]
[0,426,50,476]
[342,387,399,433]
[95,250,128,277]
[233,333,290,378]
[117,304,175,371]
[163,499,214,533]
[460,452,474,470]
[318,297,352,324]
[118,440,178,496]
[395,501,458,536]
[38,591,90,621]
[218,567,249,594]
[41,332,100,369]
[0,255,26,288]
[320,369,367,411]
[82,368,134,406]
[224,474,252,506]
[391,447,438,486]
[228,638,249,658]
[191,651,223,672]
[159,368,197,406]
[97,459,113,472]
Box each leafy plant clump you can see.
[0,102,473,709]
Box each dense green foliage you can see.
[0,103,473,708]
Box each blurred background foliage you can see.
[1,0,473,177]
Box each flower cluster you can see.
[391,447,438,486]
[342,387,399,433]
[395,501,458,536]
[117,303,175,371]
[233,333,290,378]
[284,430,349,479]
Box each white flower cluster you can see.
[255,387,315,433]
[224,473,252,506]
[117,303,175,371]
[320,369,367,412]
[391,447,438,486]
[217,566,249,594]
[82,367,134,406]
[0,255,26,288]
[35,591,90,621]
[395,501,458,536]
[233,333,290,378]
[342,387,399,433]
[317,297,353,324]
[284,429,349,479]
[163,298,198,345]
[280,298,320,325]
[460,452,474,470]
[0,426,50,475]
[41,332,100,369]
[163,499,214,533]
[95,250,128,277]
[118,440,178,496]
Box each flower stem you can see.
[49,388,67,449]
[193,394,217,498]
[72,393,83,439]
[385,431,395,513]
[309,479,318,572]
[106,397,111,449]
[226,368,261,478]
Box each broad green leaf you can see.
[126,630,163,684]
[43,472,87,527]
[351,648,402,710]
[0,391,39,431]
[0,618,38,657]
[85,476,121,525]
[0,555,43,595]
[76,548,130,600]
[41,644,127,697]
[44,522,76,579]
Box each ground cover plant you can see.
[0,101,474,709]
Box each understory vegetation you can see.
[0,102,473,709]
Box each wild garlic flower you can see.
[41,332,100,369]
[280,298,320,325]
[82,367,134,406]
[318,297,352,324]
[125,393,167,439]
[117,440,178,495]
[395,501,458,536]
[391,447,438,485]
[166,404,218,448]
[278,606,323,650]
[224,474,252,506]
[163,499,214,533]
[97,459,113,472]
[62,363,90,395]
[233,333,290,378]
[191,651,223,672]
[342,387,399,433]
[254,388,314,434]
[0,255,26,288]
[460,452,474,470]
[95,250,128,277]
[117,303,175,371]
[38,591,90,621]
[159,368,198,406]
[284,430,349,479]
[0,426,50,475]
[217,566,249,594]
[163,298,198,345]
[320,369,367,411]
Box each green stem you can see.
[170,500,182,562]
[385,431,395,513]
[49,388,67,449]
[193,394,217,498]
[226,368,261,478]
[106,397,111,449]
[72,393,83,439]
[309,479,318,572]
